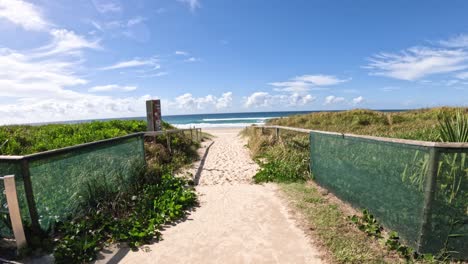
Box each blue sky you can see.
[0,0,468,124]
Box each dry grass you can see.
[279,181,401,264]
[268,107,468,141]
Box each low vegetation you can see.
[0,119,173,155]
[0,120,203,263]
[242,107,468,263]
[53,130,201,263]
[268,107,467,141]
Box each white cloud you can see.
[0,0,49,31]
[215,92,233,109]
[293,74,348,86]
[89,84,137,92]
[352,96,364,105]
[244,92,270,108]
[324,95,345,105]
[244,92,316,108]
[366,46,468,81]
[100,58,159,70]
[137,71,169,78]
[171,92,233,111]
[34,29,100,57]
[0,95,155,125]
[381,86,400,92]
[92,0,122,13]
[269,74,349,93]
[439,34,468,48]
[178,0,200,11]
[127,17,144,27]
[0,47,87,99]
[456,71,468,80]
[175,50,189,56]
[185,57,199,62]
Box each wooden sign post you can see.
[146,100,162,131]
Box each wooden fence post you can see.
[275,127,280,139]
[3,175,27,250]
[190,128,193,142]
[417,147,439,253]
[166,134,172,153]
[21,159,40,235]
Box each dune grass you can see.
[268,107,468,141]
[242,107,468,263]
[0,120,178,156]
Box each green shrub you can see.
[54,174,197,264]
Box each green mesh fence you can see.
[310,132,467,258]
[28,135,145,231]
[426,150,467,258]
[0,134,146,237]
[0,160,29,238]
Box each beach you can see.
[96,128,322,264]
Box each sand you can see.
[96,128,322,264]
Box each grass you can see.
[268,107,468,141]
[0,120,207,262]
[49,129,205,263]
[280,182,399,263]
[242,107,468,263]
[0,119,174,155]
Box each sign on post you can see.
[146,100,162,131]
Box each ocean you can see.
[161,111,314,128]
[46,110,405,128]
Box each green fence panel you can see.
[27,135,146,231]
[0,160,29,238]
[423,149,467,258]
[310,132,430,249]
[310,132,468,257]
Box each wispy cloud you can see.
[89,84,137,92]
[269,74,349,93]
[456,71,468,80]
[0,0,159,124]
[381,86,401,92]
[366,47,468,81]
[35,29,100,57]
[178,0,200,12]
[244,92,315,108]
[352,96,364,105]
[92,0,122,13]
[185,57,200,62]
[0,0,50,31]
[137,71,169,78]
[366,33,468,81]
[175,50,189,56]
[100,57,159,70]
[439,34,468,48]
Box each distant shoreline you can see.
[21,109,409,127]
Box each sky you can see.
[1,0,468,124]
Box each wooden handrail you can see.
[255,125,468,148]
[0,127,201,161]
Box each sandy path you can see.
[97,128,322,264]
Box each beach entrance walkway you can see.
[98,128,322,264]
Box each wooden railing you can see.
[255,125,468,148]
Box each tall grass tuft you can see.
[438,110,468,142]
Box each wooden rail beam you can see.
[2,175,27,250]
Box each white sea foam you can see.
[174,123,263,129]
[201,117,278,122]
